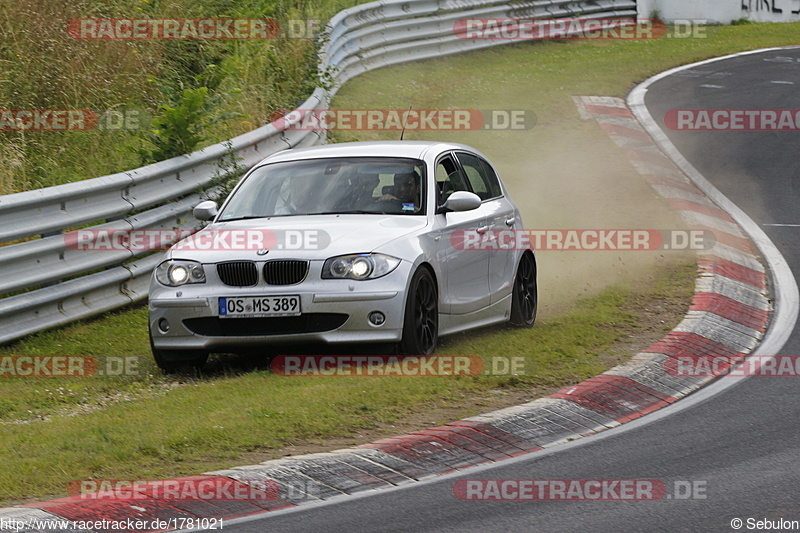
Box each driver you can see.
[380,170,421,211]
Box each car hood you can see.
[167,214,428,262]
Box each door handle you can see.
[505,217,516,226]
[476,226,490,234]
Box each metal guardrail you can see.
[0,0,637,344]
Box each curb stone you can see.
[3,97,770,531]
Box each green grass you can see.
[2,18,794,505]
[0,260,695,505]
[0,0,372,193]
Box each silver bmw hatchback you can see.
[148,141,536,370]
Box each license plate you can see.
[218,296,301,317]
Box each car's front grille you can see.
[263,260,308,285]
[217,261,258,287]
[183,314,348,336]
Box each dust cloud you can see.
[492,120,694,316]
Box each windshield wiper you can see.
[218,215,270,222]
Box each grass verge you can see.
[3,18,794,506]
[0,0,370,192]
[0,258,695,505]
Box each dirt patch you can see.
[236,265,695,463]
[228,67,703,463]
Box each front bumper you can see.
[148,261,411,352]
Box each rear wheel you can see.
[510,252,537,327]
[400,267,438,355]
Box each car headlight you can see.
[322,254,401,280]
[155,260,206,287]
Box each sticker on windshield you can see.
[402,203,415,211]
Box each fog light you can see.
[158,318,170,333]
[368,311,386,326]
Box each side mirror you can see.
[441,191,481,213]
[193,200,218,221]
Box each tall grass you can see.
[0,0,367,192]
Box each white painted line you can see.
[763,56,799,63]
[211,351,793,529]
[673,70,712,77]
[764,223,800,227]
[679,210,744,236]
[699,84,725,88]
[628,46,800,365]
[182,48,800,531]
[700,242,765,272]
[770,80,795,84]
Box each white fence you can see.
[0,0,637,344]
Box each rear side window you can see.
[456,152,502,200]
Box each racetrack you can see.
[231,46,800,533]
[0,38,702,507]
[14,25,796,512]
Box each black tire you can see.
[509,252,537,327]
[399,267,439,355]
[149,326,208,373]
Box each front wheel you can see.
[400,267,438,355]
[509,252,537,327]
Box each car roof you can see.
[258,140,484,164]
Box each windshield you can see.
[218,157,426,220]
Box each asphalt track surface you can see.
[219,48,800,533]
